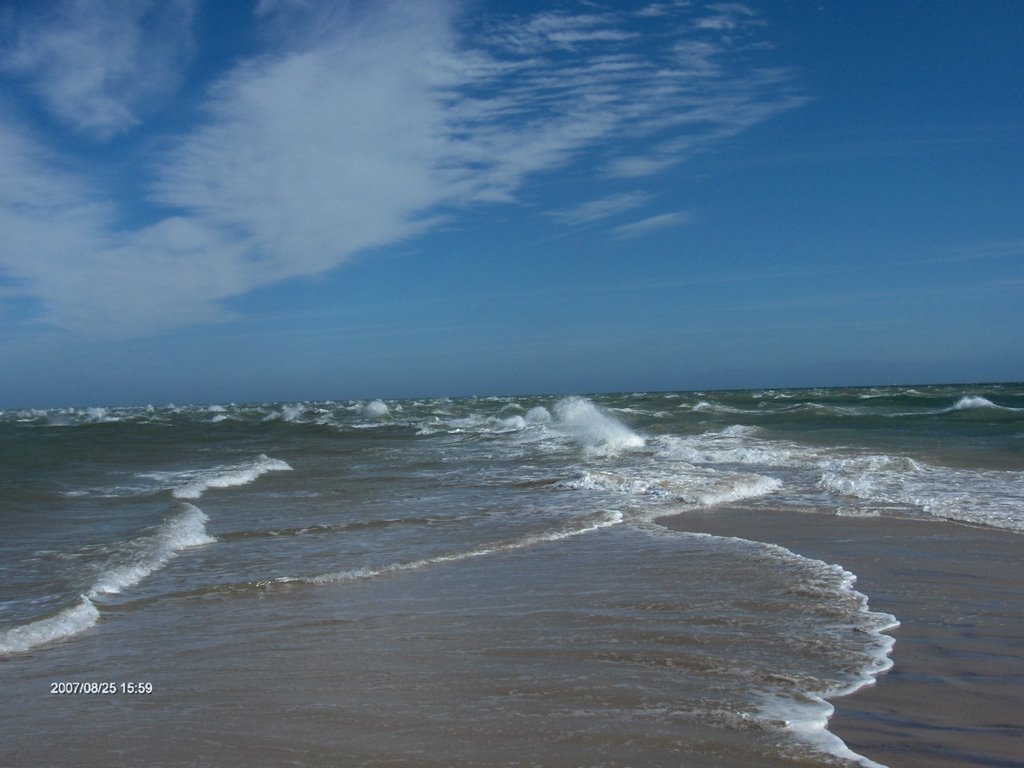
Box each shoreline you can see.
[656,508,1024,768]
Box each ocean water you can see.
[1,384,1022,767]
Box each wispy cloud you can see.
[549,192,652,226]
[0,0,802,338]
[613,211,692,239]
[1,0,196,139]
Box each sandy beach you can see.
[658,508,1024,768]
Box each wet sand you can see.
[658,508,1024,768]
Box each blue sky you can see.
[1,0,1021,407]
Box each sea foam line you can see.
[276,511,625,587]
[685,531,899,768]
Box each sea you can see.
[2,384,1022,767]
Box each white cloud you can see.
[696,3,762,32]
[549,192,652,226]
[0,0,803,338]
[1,0,196,139]
[154,4,458,277]
[0,118,241,336]
[487,11,639,53]
[613,212,691,239]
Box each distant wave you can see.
[690,400,869,418]
[885,395,1024,418]
[415,405,552,436]
[944,395,1019,413]
[691,400,752,414]
[413,397,644,455]
[362,400,390,419]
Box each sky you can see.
[0,0,1021,408]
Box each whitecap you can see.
[525,406,552,424]
[554,397,644,455]
[362,400,390,419]
[945,395,1018,413]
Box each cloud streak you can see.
[0,0,803,338]
[613,212,692,239]
[1,0,196,139]
[549,192,653,226]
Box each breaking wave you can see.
[554,397,644,455]
[0,504,215,655]
[0,597,100,655]
[87,504,216,596]
[944,395,1020,413]
[139,454,293,500]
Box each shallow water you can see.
[2,385,1021,766]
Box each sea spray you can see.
[362,400,390,419]
[554,397,644,455]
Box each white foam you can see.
[498,415,527,430]
[755,597,898,768]
[554,397,644,455]
[0,504,215,654]
[819,455,1024,531]
[140,454,292,500]
[721,424,761,436]
[564,468,781,510]
[284,511,624,587]
[362,400,390,419]
[0,597,100,655]
[657,432,808,468]
[692,474,783,507]
[946,395,1017,412]
[683,533,898,768]
[691,400,749,414]
[87,503,216,596]
[759,692,891,768]
[281,403,306,422]
[658,429,1024,531]
[528,405,552,423]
